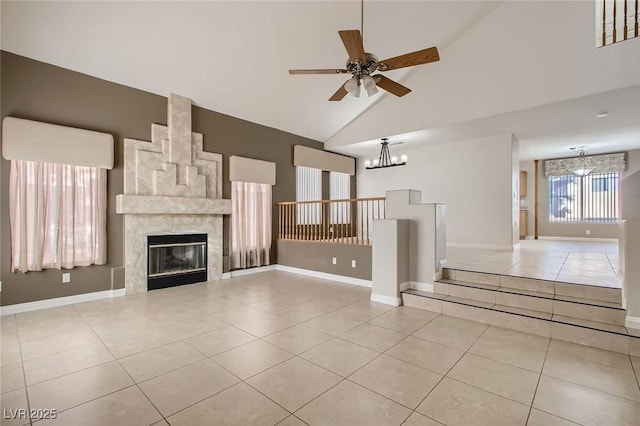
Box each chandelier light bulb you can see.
[364,160,371,168]
[400,154,408,163]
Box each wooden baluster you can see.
[350,200,354,244]
[603,0,607,46]
[366,200,370,245]
[279,204,282,239]
[613,0,617,43]
[633,0,638,37]
[625,0,629,39]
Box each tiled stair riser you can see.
[402,293,635,355]
[443,268,621,305]
[432,282,623,327]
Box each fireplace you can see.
[147,233,207,290]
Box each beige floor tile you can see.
[533,375,640,425]
[19,328,100,361]
[139,358,239,416]
[413,315,487,350]
[234,314,297,338]
[339,323,406,352]
[184,326,256,356]
[350,355,442,409]
[296,380,411,426]
[447,353,540,405]
[272,304,330,323]
[303,311,364,336]
[0,388,30,426]
[632,356,640,371]
[368,308,440,335]
[549,339,633,370]
[526,409,580,425]
[40,385,162,426]
[1,362,25,393]
[385,336,464,375]
[212,305,270,324]
[249,296,302,313]
[263,324,332,354]
[469,327,549,372]
[247,357,341,411]
[160,313,228,339]
[212,339,293,379]
[1,344,22,367]
[401,412,443,426]
[101,327,179,358]
[417,377,529,426]
[16,320,92,344]
[334,301,396,322]
[542,350,640,402]
[300,338,379,377]
[277,415,308,426]
[120,341,204,382]
[23,342,113,385]
[167,382,288,426]
[27,360,133,412]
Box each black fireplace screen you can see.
[147,233,207,290]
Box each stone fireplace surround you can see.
[116,94,231,294]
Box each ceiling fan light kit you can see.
[288,1,439,101]
[569,146,595,176]
[365,138,407,170]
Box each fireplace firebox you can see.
[147,233,207,290]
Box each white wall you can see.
[358,133,517,249]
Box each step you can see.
[402,290,639,355]
[442,268,622,305]
[435,280,626,327]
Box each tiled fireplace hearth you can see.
[116,94,231,293]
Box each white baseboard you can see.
[626,315,640,332]
[228,265,276,277]
[1,288,126,316]
[538,236,618,243]
[400,281,411,292]
[410,281,434,292]
[222,272,231,280]
[275,265,372,288]
[370,293,401,306]
[447,242,514,250]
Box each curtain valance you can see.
[544,152,626,177]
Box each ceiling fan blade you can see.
[374,75,411,97]
[339,30,366,62]
[329,83,348,101]
[377,47,439,71]
[289,69,348,75]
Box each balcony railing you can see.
[277,197,385,246]
[597,0,639,46]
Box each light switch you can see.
[62,273,71,283]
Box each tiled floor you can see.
[446,240,620,288]
[2,271,640,426]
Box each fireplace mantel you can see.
[117,94,229,293]
[116,194,231,215]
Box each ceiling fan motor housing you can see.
[346,53,379,78]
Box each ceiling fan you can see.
[288,2,440,101]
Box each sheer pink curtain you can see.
[9,160,107,272]
[231,181,272,269]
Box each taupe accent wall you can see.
[0,51,347,306]
[277,240,372,280]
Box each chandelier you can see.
[364,138,407,170]
[569,146,595,176]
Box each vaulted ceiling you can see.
[2,1,640,159]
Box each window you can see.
[329,171,350,224]
[231,182,272,269]
[9,160,107,272]
[548,172,620,223]
[295,166,321,224]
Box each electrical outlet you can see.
[351,260,356,268]
[586,229,591,236]
[62,273,71,283]
[332,257,337,265]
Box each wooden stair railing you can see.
[277,197,385,246]
[599,0,639,46]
